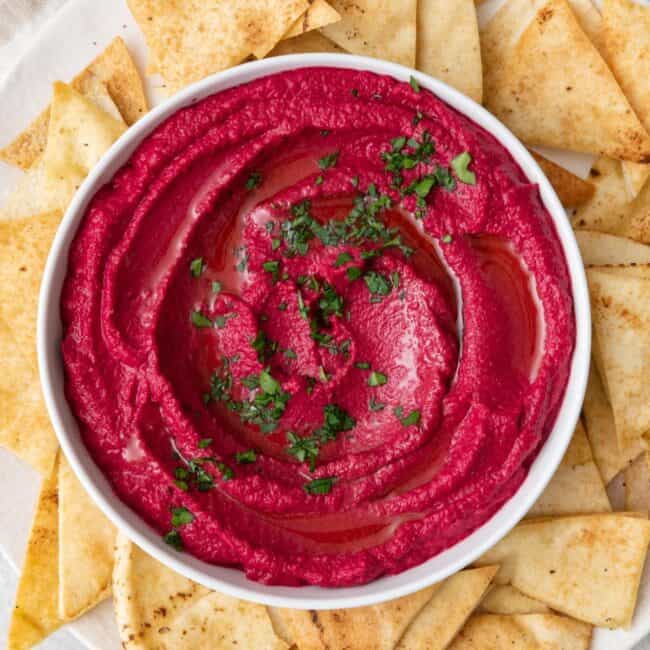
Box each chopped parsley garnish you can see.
[286,404,355,470]
[351,88,359,97]
[214,315,227,329]
[304,477,336,495]
[394,407,421,427]
[320,129,330,137]
[212,281,222,293]
[364,271,392,296]
[351,175,359,188]
[284,348,297,359]
[318,151,339,170]
[278,302,287,311]
[198,438,213,449]
[191,310,213,328]
[441,234,453,244]
[318,283,344,319]
[251,330,277,363]
[297,290,309,320]
[259,368,281,394]
[409,75,420,93]
[236,449,257,464]
[451,151,476,185]
[346,266,362,281]
[368,371,388,387]
[369,397,385,411]
[319,365,329,383]
[163,529,183,551]
[315,175,324,185]
[246,171,262,191]
[262,260,280,282]
[190,257,205,277]
[171,506,194,527]
[217,462,234,480]
[335,251,353,267]
[355,361,370,369]
[412,110,424,126]
[287,432,320,469]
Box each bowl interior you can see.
[38,53,591,609]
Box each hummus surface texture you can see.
[62,68,575,586]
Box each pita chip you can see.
[623,175,650,244]
[0,211,62,476]
[478,585,550,615]
[588,265,650,446]
[113,533,287,649]
[567,0,606,54]
[270,31,345,56]
[576,230,650,267]
[448,613,592,650]
[275,584,438,650]
[127,0,308,93]
[322,0,417,67]
[625,452,650,512]
[283,0,340,39]
[603,0,650,199]
[481,0,650,162]
[527,420,610,516]
[475,514,650,627]
[531,152,594,207]
[0,37,146,170]
[395,566,498,649]
[416,0,482,103]
[41,82,126,210]
[583,363,644,483]
[58,456,115,619]
[8,455,62,650]
[572,157,634,235]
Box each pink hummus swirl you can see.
[61,68,575,586]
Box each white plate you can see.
[0,0,646,647]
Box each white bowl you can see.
[38,53,591,610]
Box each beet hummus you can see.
[61,68,575,587]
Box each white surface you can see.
[0,0,646,647]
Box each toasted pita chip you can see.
[624,452,650,512]
[0,38,146,170]
[587,266,650,446]
[576,230,650,266]
[567,0,605,54]
[128,0,308,93]
[0,211,62,476]
[448,613,592,650]
[475,513,650,627]
[531,152,594,207]
[416,0,482,103]
[275,585,437,650]
[2,83,125,221]
[583,363,644,484]
[113,533,286,649]
[322,0,417,67]
[572,157,634,235]
[395,566,498,649]
[623,177,650,244]
[270,30,345,56]
[58,456,115,620]
[283,0,340,39]
[41,82,126,210]
[481,0,650,162]
[600,0,650,198]
[478,585,550,615]
[528,421,610,516]
[8,455,62,650]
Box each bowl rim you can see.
[37,53,591,610]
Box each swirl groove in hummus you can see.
[61,68,574,586]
